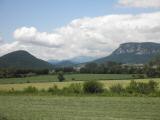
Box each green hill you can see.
[0,50,53,69]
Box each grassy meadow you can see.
[0,74,136,84]
[0,74,160,120]
[0,96,160,120]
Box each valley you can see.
[1,1,160,119]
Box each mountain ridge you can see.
[94,42,160,64]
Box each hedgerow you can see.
[0,80,159,97]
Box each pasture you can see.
[0,74,136,84]
[0,96,160,120]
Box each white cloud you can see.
[1,11,160,60]
[14,27,64,47]
[118,0,160,8]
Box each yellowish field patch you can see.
[0,79,160,91]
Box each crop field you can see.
[0,96,160,120]
[0,79,160,91]
[0,74,136,84]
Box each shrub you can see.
[126,80,138,93]
[26,80,30,83]
[72,78,75,81]
[40,89,46,92]
[48,85,59,93]
[137,82,150,94]
[23,86,38,93]
[8,88,15,93]
[126,80,158,94]
[63,83,83,94]
[110,84,125,94]
[148,80,158,92]
[83,81,104,93]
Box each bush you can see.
[72,78,75,81]
[23,86,38,93]
[148,80,158,92]
[110,84,125,94]
[26,80,30,83]
[48,85,60,93]
[137,82,150,94]
[63,83,83,94]
[126,80,158,94]
[126,80,138,93]
[83,81,104,93]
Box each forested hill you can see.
[0,50,53,69]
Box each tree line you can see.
[0,68,49,78]
[1,58,160,79]
[80,61,144,74]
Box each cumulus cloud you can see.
[14,27,64,47]
[118,0,160,8]
[1,11,160,60]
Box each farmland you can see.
[0,74,136,84]
[0,74,160,120]
[0,96,160,120]
[0,73,160,120]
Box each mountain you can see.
[94,42,160,64]
[54,60,76,68]
[48,60,77,67]
[48,60,60,64]
[70,56,98,63]
[0,50,53,69]
[48,56,98,67]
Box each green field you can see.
[0,74,136,84]
[0,96,160,120]
[0,74,160,120]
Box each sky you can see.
[0,0,160,60]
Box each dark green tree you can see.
[57,71,65,82]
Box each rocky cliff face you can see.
[94,42,160,64]
[113,42,160,55]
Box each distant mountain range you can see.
[52,60,76,68]
[0,42,160,69]
[0,50,53,69]
[94,42,160,64]
[48,56,98,67]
